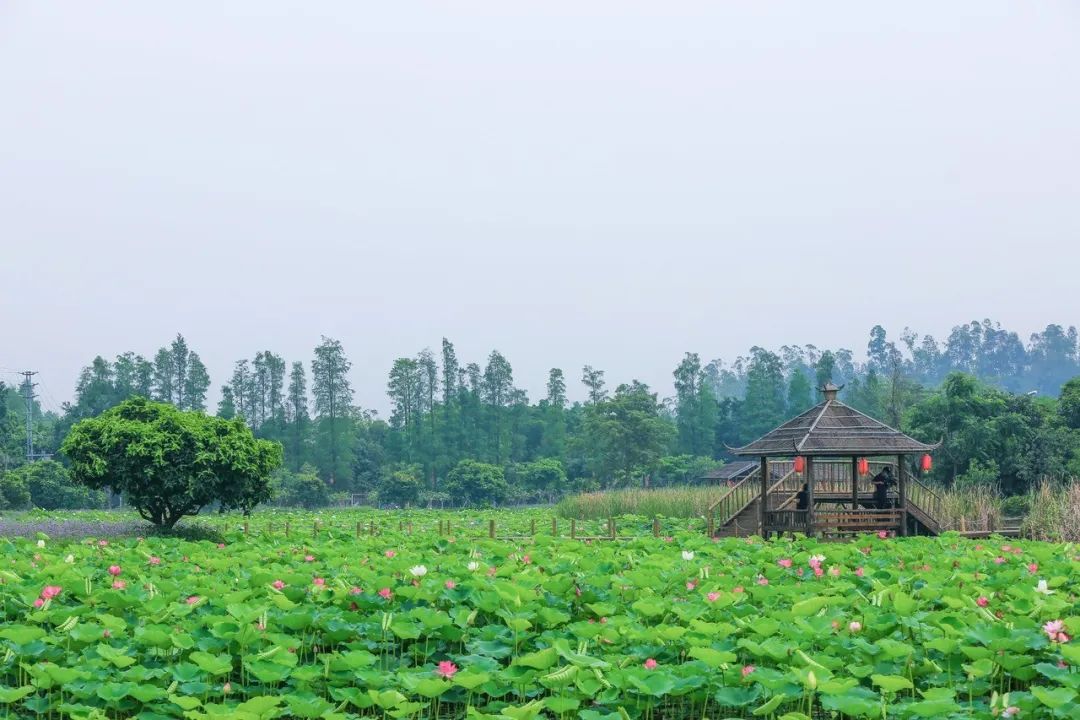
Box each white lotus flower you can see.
[64,554,74,564]
[36,540,45,548]
[1034,579,1054,595]
[409,565,428,578]
[467,561,480,572]
[682,550,695,561]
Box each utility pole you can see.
[19,371,44,462]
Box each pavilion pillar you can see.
[897,454,908,536]
[851,456,859,510]
[759,456,768,538]
[805,457,815,537]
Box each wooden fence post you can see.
[243,522,249,536]
[707,515,715,538]
[370,521,376,536]
[488,519,496,539]
[530,519,536,536]
[551,517,557,536]
[313,520,319,536]
[285,521,290,538]
[570,519,576,540]
[652,517,660,537]
[356,522,362,538]
[610,517,616,539]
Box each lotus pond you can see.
[1,510,1078,719]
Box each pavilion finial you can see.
[819,382,844,402]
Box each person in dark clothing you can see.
[796,482,810,510]
[871,466,894,509]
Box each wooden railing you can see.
[764,510,809,531]
[707,468,761,529]
[814,509,905,533]
[906,476,942,529]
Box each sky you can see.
[2,1,1079,416]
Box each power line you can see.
[18,371,52,462]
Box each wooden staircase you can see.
[708,460,944,538]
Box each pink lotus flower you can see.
[112,580,126,590]
[148,556,161,566]
[378,587,392,600]
[777,558,792,568]
[32,598,43,608]
[1002,706,1019,718]
[313,577,325,587]
[994,556,1006,565]
[686,581,696,591]
[643,658,658,670]
[1027,563,1038,573]
[855,567,865,577]
[217,543,225,549]
[445,580,456,590]
[741,664,755,678]
[435,660,458,679]
[385,550,396,559]
[98,540,108,547]
[756,576,768,586]
[976,596,989,607]
[1043,620,1067,642]
[813,566,824,577]
[877,530,888,539]
[733,586,744,594]
[828,566,841,577]
[849,621,862,632]
[102,629,111,638]
[350,586,362,595]
[272,580,285,590]
[522,554,532,564]
[796,567,804,576]
[304,555,315,562]
[186,595,200,605]
[107,565,122,576]
[600,616,608,624]
[41,585,62,600]
[706,592,720,603]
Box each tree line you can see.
[3,319,1080,509]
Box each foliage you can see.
[378,465,424,507]
[0,508,1077,719]
[273,465,330,509]
[4,459,104,510]
[0,469,31,509]
[61,398,282,527]
[444,460,508,506]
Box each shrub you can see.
[378,467,423,507]
[0,471,31,510]
[4,460,105,510]
[276,465,331,508]
[444,460,508,507]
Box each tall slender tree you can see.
[312,336,354,486]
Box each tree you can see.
[739,347,787,441]
[311,336,355,486]
[184,352,210,411]
[516,457,566,499]
[5,460,101,510]
[786,369,813,415]
[217,385,237,419]
[581,381,674,486]
[275,464,330,508]
[444,459,508,506]
[62,397,282,528]
[378,465,423,507]
[482,351,514,463]
[582,365,608,404]
[1060,376,1080,430]
[286,361,311,470]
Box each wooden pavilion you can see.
[711,384,942,538]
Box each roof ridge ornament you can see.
[818,382,844,402]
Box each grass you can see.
[555,485,718,519]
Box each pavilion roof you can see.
[729,385,939,457]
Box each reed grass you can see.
[555,485,717,519]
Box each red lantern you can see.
[857,457,870,476]
[920,454,933,473]
[793,456,806,474]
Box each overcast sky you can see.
[2,2,1079,415]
